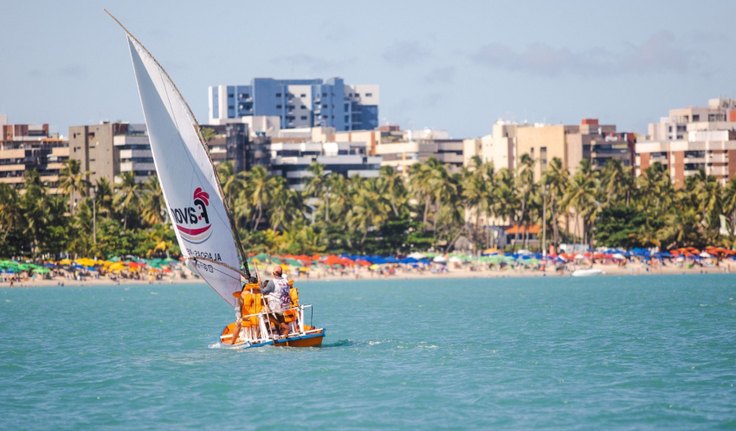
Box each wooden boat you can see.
[109,11,324,349]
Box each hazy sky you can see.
[2,0,735,138]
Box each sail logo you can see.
[171,187,212,244]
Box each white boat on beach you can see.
[572,268,604,277]
[108,11,325,348]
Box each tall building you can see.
[69,122,154,187]
[208,77,379,131]
[0,115,69,193]
[636,98,736,186]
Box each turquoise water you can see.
[1,275,735,430]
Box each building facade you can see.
[201,123,268,172]
[0,115,68,193]
[208,77,379,131]
[268,128,381,190]
[636,98,736,186]
[69,122,154,186]
[466,119,634,177]
[372,127,464,173]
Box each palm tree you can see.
[515,154,536,246]
[408,160,436,227]
[217,161,246,207]
[494,168,519,247]
[0,184,20,251]
[377,166,407,218]
[114,172,141,230]
[541,157,569,252]
[93,177,114,219]
[58,159,89,214]
[462,157,494,251]
[635,162,674,247]
[245,166,271,231]
[304,162,330,223]
[599,159,633,206]
[722,179,736,247]
[563,159,599,247]
[140,176,167,226]
[19,170,50,256]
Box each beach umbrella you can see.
[323,255,344,266]
[407,252,426,260]
[612,253,626,260]
[432,256,447,263]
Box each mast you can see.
[106,9,251,279]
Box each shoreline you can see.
[2,262,733,288]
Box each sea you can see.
[1,274,734,430]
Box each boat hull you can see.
[223,328,326,350]
[273,330,325,347]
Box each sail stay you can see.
[125,33,242,306]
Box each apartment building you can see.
[636,98,736,186]
[268,128,381,190]
[466,119,634,177]
[372,127,464,173]
[208,77,379,132]
[201,123,268,172]
[0,115,69,193]
[69,122,154,187]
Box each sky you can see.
[2,0,735,139]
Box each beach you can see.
[3,259,732,288]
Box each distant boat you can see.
[108,11,324,348]
[572,268,604,277]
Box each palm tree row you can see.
[0,161,175,259]
[3,156,736,259]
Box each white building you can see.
[636,98,736,186]
[268,128,381,190]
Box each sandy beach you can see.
[2,260,732,289]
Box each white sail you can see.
[125,34,242,306]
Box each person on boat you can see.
[262,265,291,336]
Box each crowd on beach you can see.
[1,246,734,288]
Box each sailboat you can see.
[108,12,325,348]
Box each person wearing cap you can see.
[261,265,291,336]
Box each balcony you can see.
[120,162,156,172]
[708,165,728,177]
[113,135,149,146]
[118,149,152,159]
[707,153,727,164]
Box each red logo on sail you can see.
[170,187,213,243]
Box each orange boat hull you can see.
[273,330,325,347]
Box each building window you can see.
[366,93,373,97]
[276,93,282,97]
[276,104,282,109]
[300,93,306,97]
[301,116,307,120]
